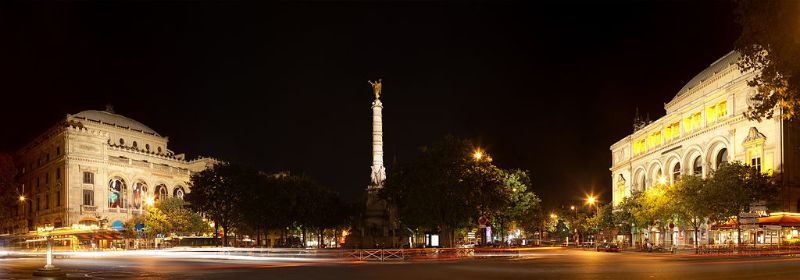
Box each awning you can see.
[710,218,737,230]
[759,214,800,226]
[78,217,98,222]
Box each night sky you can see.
[0,1,740,209]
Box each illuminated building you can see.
[610,51,800,245]
[1,106,216,234]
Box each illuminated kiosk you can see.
[345,80,400,248]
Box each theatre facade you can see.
[610,51,800,244]
[1,107,216,234]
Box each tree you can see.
[158,197,209,236]
[707,161,779,245]
[187,162,255,247]
[669,175,712,251]
[488,169,540,244]
[614,191,643,247]
[735,0,800,121]
[382,136,509,247]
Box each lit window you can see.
[155,184,168,200]
[108,178,126,208]
[751,152,762,172]
[133,182,148,209]
[173,187,185,199]
[717,101,727,118]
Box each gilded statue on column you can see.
[368,79,382,99]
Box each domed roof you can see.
[73,110,159,136]
[674,51,740,100]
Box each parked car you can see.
[596,242,620,252]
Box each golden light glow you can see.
[19,195,25,202]
[550,213,557,219]
[473,150,483,161]
[570,205,575,210]
[586,195,596,205]
[144,196,155,207]
[658,176,667,185]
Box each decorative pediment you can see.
[743,127,766,147]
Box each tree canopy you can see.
[735,0,800,121]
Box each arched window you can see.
[132,141,138,149]
[132,182,147,209]
[639,173,646,191]
[119,138,125,145]
[145,144,150,151]
[672,163,681,183]
[173,186,185,199]
[154,184,168,200]
[693,156,702,176]
[716,148,729,168]
[655,169,663,185]
[108,178,126,208]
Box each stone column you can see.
[370,99,386,189]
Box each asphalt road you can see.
[2,248,800,279]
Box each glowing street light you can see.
[550,213,558,219]
[658,176,667,185]
[144,196,155,207]
[586,195,596,206]
[19,195,25,202]
[473,150,483,161]
[570,205,575,211]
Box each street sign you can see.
[764,225,781,231]
[739,217,759,224]
[739,212,761,218]
[478,216,487,228]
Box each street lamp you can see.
[658,176,667,185]
[550,213,557,219]
[19,195,25,202]
[473,150,483,161]
[144,196,155,208]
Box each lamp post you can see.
[586,195,599,245]
[33,224,65,277]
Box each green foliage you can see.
[735,0,800,121]
[381,136,541,245]
[186,162,257,245]
[144,207,170,237]
[158,197,209,236]
[706,161,779,223]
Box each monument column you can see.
[370,98,386,189]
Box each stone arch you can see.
[663,153,682,185]
[107,176,128,209]
[633,167,647,192]
[683,145,704,177]
[647,160,664,188]
[131,179,150,210]
[173,185,186,199]
[154,183,169,201]
[705,136,730,171]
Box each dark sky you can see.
[0,1,740,209]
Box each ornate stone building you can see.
[610,51,800,243]
[1,107,215,234]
